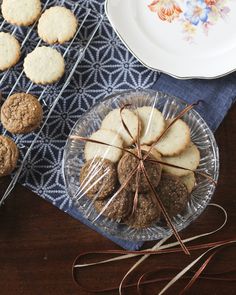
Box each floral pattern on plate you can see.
[148,0,231,42]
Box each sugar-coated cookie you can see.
[23,46,65,84]
[155,119,191,156]
[80,157,117,200]
[1,93,43,134]
[117,149,162,192]
[84,129,123,163]
[1,0,41,26]
[157,173,189,218]
[0,32,20,71]
[162,142,200,177]
[136,106,165,145]
[94,190,132,221]
[101,108,138,146]
[38,6,78,44]
[0,135,19,177]
[124,194,160,228]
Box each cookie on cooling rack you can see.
[38,6,78,44]
[23,46,65,84]
[1,0,41,26]
[1,93,43,134]
[0,135,19,177]
[0,32,21,71]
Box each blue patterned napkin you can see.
[3,0,236,251]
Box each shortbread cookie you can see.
[38,6,78,44]
[181,172,196,194]
[0,135,19,177]
[80,158,117,200]
[157,173,189,218]
[141,145,162,160]
[84,129,123,163]
[118,149,162,192]
[1,93,43,134]
[136,106,165,145]
[1,0,41,26]
[0,32,20,71]
[24,46,65,84]
[155,119,191,156]
[125,194,161,228]
[162,142,200,177]
[101,108,138,146]
[94,190,132,221]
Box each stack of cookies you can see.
[79,106,200,229]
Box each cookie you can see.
[84,129,123,163]
[181,172,196,194]
[117,149,162,192]
[23,46,65,84]
[1,0,41,26]
[0,135,19,177]
[125,194,161,228]
[141,145,162,161]
[101,108,139,146]
[1,93,43,134]
[0,32,21,71]
[157,173,189,218]
[38,6,78,44]
[155,119,191,156]
[162,142,200,177]
[94,190,132,221]
[80,158,117,200]
[136,106,165,145]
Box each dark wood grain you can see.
[1,104,236,295]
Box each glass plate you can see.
[62,90,219,242]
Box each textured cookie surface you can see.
[38,6,78,44]
[125,194,160,228]
[101,108,138,146]
[84,129,123,163]
[136,106,165,145]
[118,149,162,192]
[162,142,200,177]
[1,93,43,134]
[94,190,132,220]
[0,32,20,71]
[0,135,19,177]
[157,173,189,218]
[1,0,41,26]
[80,157,117,200]
[155,119,191,156]
[24,46,65,84]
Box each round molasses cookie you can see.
[79,157,117,200]
[157,173,189,218]
[117,149,162,193]
[0,135,19,177]
[94,189,132,221]
[1,93,43,134]
[125,194,161,228]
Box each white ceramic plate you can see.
[105,0,236,79]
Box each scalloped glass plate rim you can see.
[62,89,219,242]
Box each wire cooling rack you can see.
[0,0,103,205]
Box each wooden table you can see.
[1,105,236,295]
